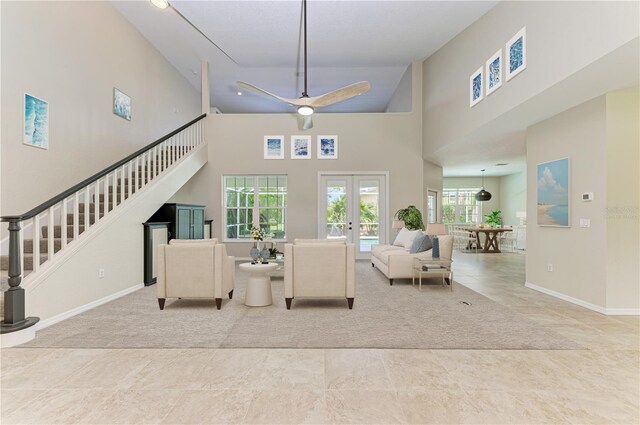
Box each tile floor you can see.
[1,252,638,424]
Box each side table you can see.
[412,258,453,291]
[239,262,278,306]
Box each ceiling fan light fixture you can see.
[150,0,169,9]
[297,105,314,116]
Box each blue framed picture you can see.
[264,135,284,159]
[23,93,49,149]
[537,158,570,227]
[485,49,502,96]
[317,135,338,159]
[506,27,526,81]
[469,66,483,107]
[291,135,311,159]
[113,88,131,121]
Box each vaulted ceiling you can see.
[113,0,497,114]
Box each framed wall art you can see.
[537,157,570,227]
[23,93,49,149]
[264,135,284,159]
[291,135,311,159]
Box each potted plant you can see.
[485,209,503,228]
[394,205,425,230]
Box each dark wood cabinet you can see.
[149,203,206,240]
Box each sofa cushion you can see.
[371,244,404,258]
[409,234,433,254]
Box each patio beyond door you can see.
[318,174,387,259]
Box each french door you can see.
[318,173,387,259]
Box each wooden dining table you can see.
[467,227,513,253]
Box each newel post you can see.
[1,218,39,333]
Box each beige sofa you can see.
[284,239,356,309]
[371,234,453,285]
[157,238,235,310]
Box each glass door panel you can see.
[357,179,380,253]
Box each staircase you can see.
[1,115,206,328]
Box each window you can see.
[442,188,482,224]
[426,190,438,224]
[224,175,287,240]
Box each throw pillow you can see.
[409,234,433,254]
[392,227,410,247]
[402,229,422,248]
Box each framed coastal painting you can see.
[317,135,338,159]
[485,49,502,96]
[537,158,570,227]
[113,88,131,121]
[264,136,284,159]
[469,66,483,107]
[506,27,526,81]
[23,93,49,149]
[291,135,311,159]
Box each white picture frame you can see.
[264,135,284,159]
[291,135,311,159]
[317,135,338,159]
[485,49,503,96]
[506,27,526,81]
[23,93,49,150]
[469,66,483,107]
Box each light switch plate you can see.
[580,219,591,228]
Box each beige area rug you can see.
[25,262,581,349]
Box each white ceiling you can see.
[113,0,498,113]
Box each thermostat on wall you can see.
[582,192,594,202]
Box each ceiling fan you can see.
[237,0,371,129]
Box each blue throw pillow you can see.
[409,234,433,254]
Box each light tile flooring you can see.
[1,252,638,424]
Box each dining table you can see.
[466,227,513,253]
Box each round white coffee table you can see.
[239,262,278,307]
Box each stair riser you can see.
[24,239,66,254]
[41,225,85,239]
[66,213,99,225]
[1,254,48,271]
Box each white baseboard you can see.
[34,283,144,331]
[0,326,37,348]
[525,282,639,316]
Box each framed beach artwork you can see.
[506,27,526,81]
[264,136,284,159]
[469,66,483,107]
[291,135,311,159]
[23,93,49,149]
[485,49,502,96]
[537,158,570,227]
[113,88,131,121]
[317,135,338,159]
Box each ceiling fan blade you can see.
[301,115,313,130]
[237,81,300,106]
[308,81,371,108]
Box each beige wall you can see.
[0,1,200,216]
[605,91,640,311]
[499,172,527,226]
[173,111,423,258]
[172,62,424,257]
[422,1,639,156]
[526,96,608,308]
[423,161,443,222]
[386,64,413,113]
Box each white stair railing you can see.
[1,114,206,334]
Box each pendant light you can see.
[475,169,492,201]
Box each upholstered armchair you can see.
[157,239,235,310]
[284,240,356,309]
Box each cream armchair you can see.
[157,239,235,310]
[284,240,356,309]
